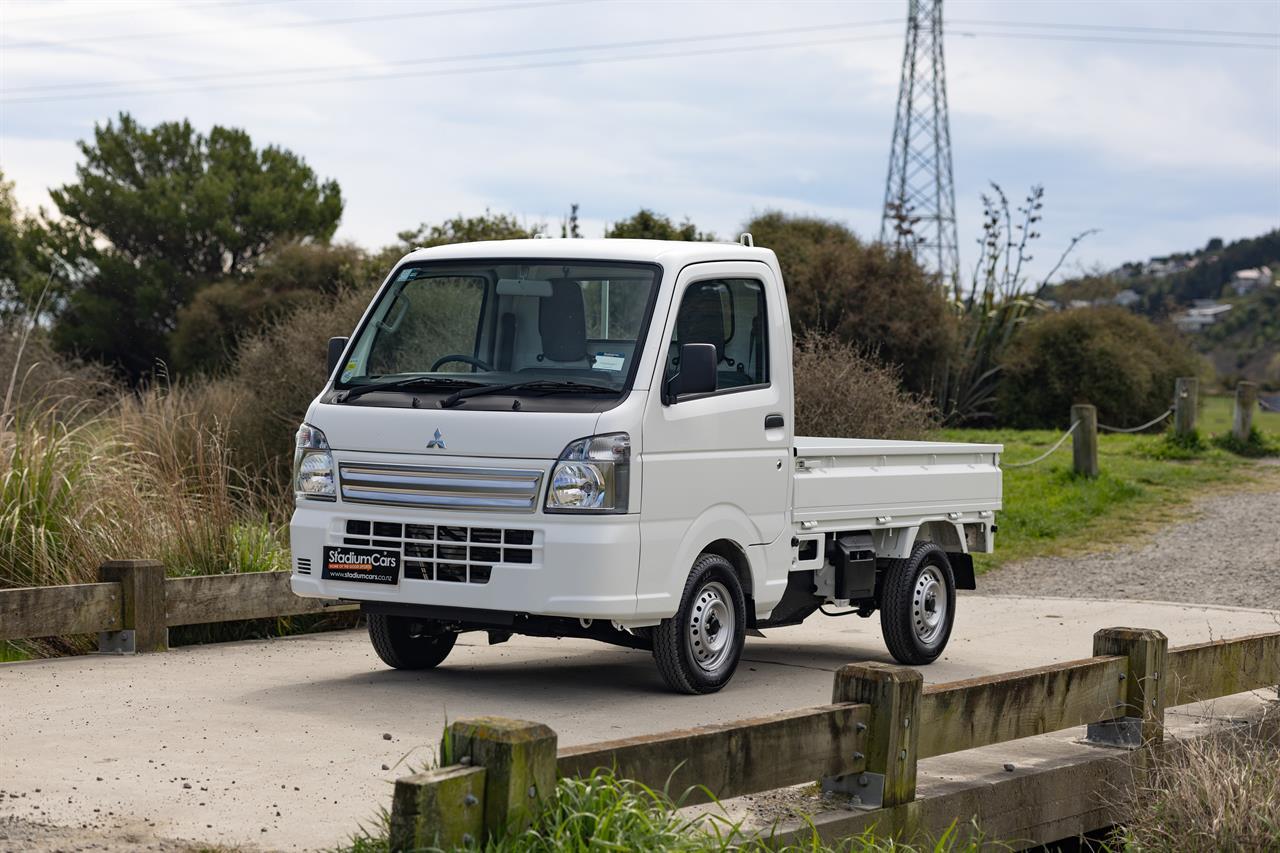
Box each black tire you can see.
[652,553,747,694]
[367,614,457,670]
[879,542,956,665]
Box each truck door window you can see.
[668,278,768,391]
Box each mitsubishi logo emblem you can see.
[427,428,445,449]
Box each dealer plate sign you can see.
[322,546,400,585]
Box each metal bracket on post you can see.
[1085,716,1144,749]
[97,628,136,655]
[823,770,885,809]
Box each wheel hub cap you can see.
[688,581,735,673]
[912,567,947,645]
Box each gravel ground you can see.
[982,462,1280,608]
[0,816,241,853]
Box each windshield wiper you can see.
[440,379,618,409]
[338,376,484,403]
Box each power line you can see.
[953,30,1280,51]
[0,33,905,105]
[0,0,303,27]
[3,18,904,95]
[949,18,1279,41]
[0,0,587,50]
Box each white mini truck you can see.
[290,238,1002,693]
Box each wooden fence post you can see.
[446,717,557,841]
[1071,403,1098,478]
[1174,377,1198,438]
[826,663,921,808]
[1087,627,1167,748]
[1233,381,1258,442]
[97,560,167,653]
[389,765,486,851]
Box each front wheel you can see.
[879,542,956,665]
[652,553,747,694]
[367,614,457,670]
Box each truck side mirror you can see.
[666,342,717,402]
[327,337,349,377]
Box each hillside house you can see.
[1172,300,1233,333]
[1230,266,1274,295]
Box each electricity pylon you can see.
[879,0,960,289]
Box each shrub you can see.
[170,242,369,373]
[997,307,1199,429]
[793,332,937,439]
[745,211,956,396]
[224,286,376,491]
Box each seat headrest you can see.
[539,280,588,362]
[677,283,726,360]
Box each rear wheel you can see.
[652,553,746,694]
[367,614,457,670]
[879,542,956,665]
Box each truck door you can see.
[638,261,793,615]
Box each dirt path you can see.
[982,461,1280,608]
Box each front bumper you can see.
[289,501,643,620]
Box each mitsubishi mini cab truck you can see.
[290,237,1002,694]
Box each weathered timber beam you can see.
[557,703,871,805]
[165,571,355,626]
[918,656,1127,759]
[1166,631,1280,707]
[0,582,123,641]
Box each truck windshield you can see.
[336,260,661,400]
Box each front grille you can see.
[340,520,538,584]
[338,462,544,513]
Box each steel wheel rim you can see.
[912,566,947,646]
[688,581,735,673]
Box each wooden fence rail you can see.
[391,625,1280,851]
[0,561,353,648]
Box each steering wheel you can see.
[430,354,493,372]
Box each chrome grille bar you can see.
[339,463,543,512]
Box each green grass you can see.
[335,769,990,853]
[1200,393,1280,438]
[937,426,1276,571]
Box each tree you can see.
[45,113,343,378]
[369,210,544,273]
[605,209,713,241]
[170,242,369,373]
[0,171,45,318]
[744,211,955,395]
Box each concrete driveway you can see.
[2,594,1277,851]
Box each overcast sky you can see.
[2,0,1278,282]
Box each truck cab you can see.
[290,238,1002,693]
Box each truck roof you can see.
[399,237,779,267]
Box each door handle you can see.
[764,414,785,430]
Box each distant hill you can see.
[1046,229,1280,315]
[1045,229,1280,389]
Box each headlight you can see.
[545,432,630,513]
[294,423,336,500]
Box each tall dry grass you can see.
[1114,718,1280,851]
[0,379,285,591]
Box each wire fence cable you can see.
[1097,408,1174,433]
[1003,421,1080,469]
